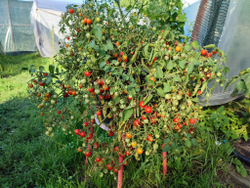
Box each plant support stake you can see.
[85,128,94,165]
[163,143,167,175]
[117,155,124,188]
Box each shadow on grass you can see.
[0,97,87,188]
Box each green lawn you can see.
[0,53,241,187]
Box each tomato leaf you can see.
[185,140,192,148]
[173,76,181,82]
[178,60,186,69]
[113,95,120,105]
[167,60,174,70]
[99,61,106,68]
[213,65,218,73]
[144,44,149,59]
[49,65,55,73]
[210,80,218,92]
[93,25,102,40]
[163,138,170,144]
[145,77,155,86]
[103,65,110,72]
[200,82,207,93]
[231,88,239,97]
[163,145,171,152]
[171,142,176,148]
[45,76,52,84]
[39,66,44,72]
[89,40,95,48]
[79,104,86,113]
[143,94,153,105]
[98,49,105,57]
[104,40,113,51]
[236,80,245,92]
[203,44,215,48]
[156,66,163,78]
[191,138,198,146]
[187,63,194,74]
[184,44,192,51]
[163,83,172,93]
[177,14,186,22]
[157,87,165,97]
[127,87,136,96]
[122,108,133,122]
[191,40,199,50]
[162,30,170,38]
[223,67,230,75]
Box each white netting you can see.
[194,0,250,106]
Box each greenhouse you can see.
[0,0,250,187]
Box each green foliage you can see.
[225,67,250,98]
[201,100,250,141]
[232,158,247,178]
[119,0,187,33]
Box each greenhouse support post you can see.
[117,156,124,188]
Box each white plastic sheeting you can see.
[205,0,248,106]
[0,0,35,53]
[30,0,82,57]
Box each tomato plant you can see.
[27,0,229,180]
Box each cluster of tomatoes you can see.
[27,0,228,178]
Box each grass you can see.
[0,53,52,103]
[0,53,242,187]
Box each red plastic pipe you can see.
[117,155,124,188]
[162,143,167,175]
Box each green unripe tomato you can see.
[86,33,91,38]
[165,94,171,99]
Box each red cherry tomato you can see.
[107,163,113,170]
[80,131,86,137]
[189,118,196,124]
[96,110,101,116]
[96,157,101,162]
[134,119,140,126]
[88,88,94,92]
[85,151,91,157]
[201,50,207,56]
[84,71,91,77]
[93,142,99,149]
[139,101,146,108]
[173,117,180,123]
[75,129,80,135]
[69,8,74,14]
[39,81,45,86]
[145,106,152,114]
